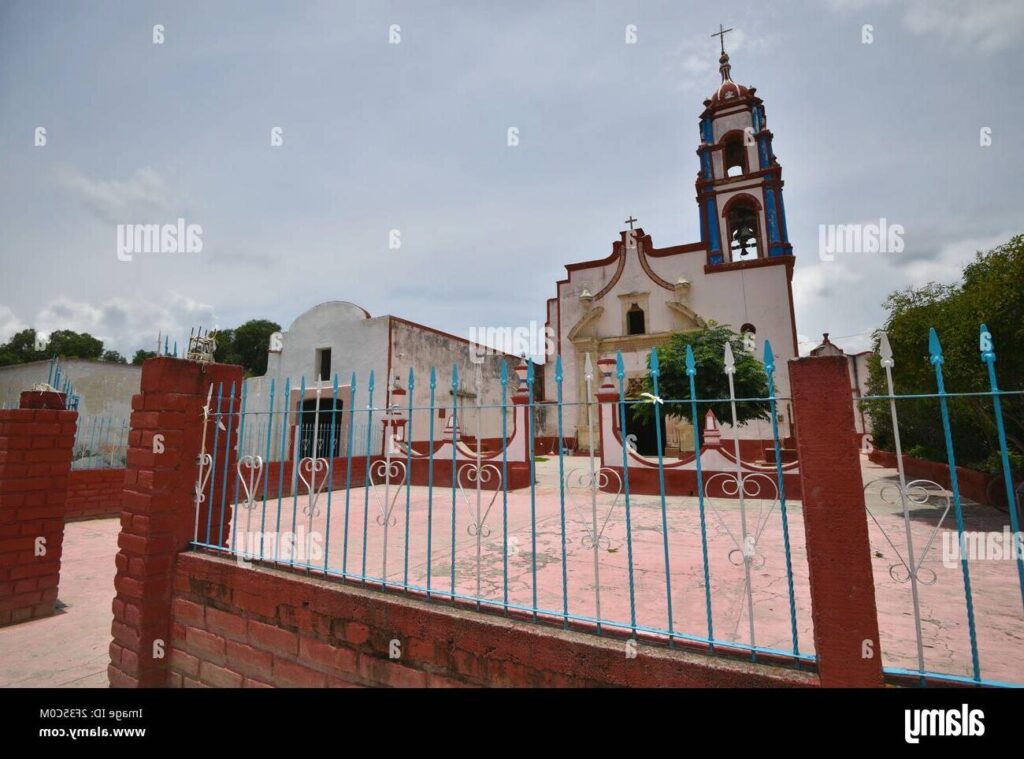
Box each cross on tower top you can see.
[711,24,733,55]
[624,215,638,231]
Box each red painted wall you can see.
[867,449,991,506]
[168,552,818,688]
[66,469,124,521]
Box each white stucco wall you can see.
[0,359,139,420]
[544,233,797,446]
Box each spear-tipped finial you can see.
[615,351,625,380]
[500,360,508,385]
[928,327,944,366]
[407,366,415,390]
[685,344,696,377]
[584,352,593,381]
[555,355,563,383]
[451,363,460,390]
[980,323,996,364]
[649,347,660,377]
[879,332,894,369]
[763,339,775,373]
[429,366,436,389]
[723,341,736,375]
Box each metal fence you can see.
[72,415,129,470]
[186,327,1024,688]
[855,326,1023,687]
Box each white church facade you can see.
[242,42,799,463]
[540,42,797,456]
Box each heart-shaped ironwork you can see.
[370,459,407,527]
[865,478,950,585]
[298,457,329,517]
[236,455,264,510]
[563,467,622,550]
[457,463,502,537]
[703,472,780,570]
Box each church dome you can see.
[706,52,752,106]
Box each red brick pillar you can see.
[109,358,243,687]
[0,391,76,626]
[789,356,883,687]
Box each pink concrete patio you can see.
[3,455,1022,686]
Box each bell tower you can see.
[696,27,793,265]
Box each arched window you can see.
[740,323,757,352]
[723,134,747,178]
[627,303,645,335]
[726,203,760,260]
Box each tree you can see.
[631,322,770,441]
[131,349,157,365]
[212,320,280,376]
[101,350,127,364]
[46,330,103,359]
[864,234,1024,473]
[231,320,281,376]
[0,329,47,366]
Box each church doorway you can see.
[628,412,667,456]
[297,398,344,459]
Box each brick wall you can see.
[168,552,817,688]
[66,468,125,521]
[109,358,243,687]
[0,394,77,626]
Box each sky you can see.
[0,0,1021,358]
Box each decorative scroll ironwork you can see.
[864,478,950,586]
[237,455,264,511]
[298,456,328,518]
[563,467,622,551]
[457,463,501,538]
[370,459,407,527]
[704,471,779,569]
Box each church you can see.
[240,39,799,464]
[539,38,797,457]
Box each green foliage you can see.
[865,234,1024,469]
[132,349,157,365]
[0,329,47,366]
[101,350,127,364]
[631,323,769,438]
[47,330,103,359]
[213,319,281,376]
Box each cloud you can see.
[823,0,1024,52]
[899,231,1014,284]
[903,0,1024,53]
[665,27,770,92]
[0,305,27,344]
[32,292,216,355]
[55,166,179,225]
